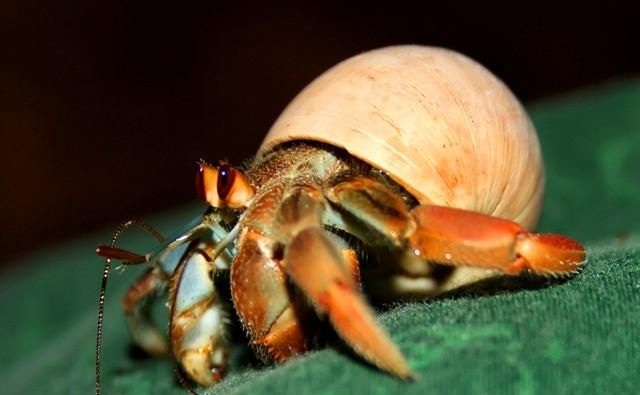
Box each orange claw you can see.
[285,227,414,379]
[409,205,585,276]
[513,233,585,275]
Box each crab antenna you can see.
[96,246,148,264]
[95,219,165,395]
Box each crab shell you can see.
[259,45,543,230]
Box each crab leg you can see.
[231,219,360,362]
[231,227,310,361]
[122,268,170,356]
[230,182,318,361]
[327,176,585,276]
[325,176,416,245]
[96,219,220,355]
[277,186,413,379]
[169,242,229,386]
[408,205,586,275]
[96,214,236,388]
[285,226,413,379]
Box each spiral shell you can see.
[259,45,543,230]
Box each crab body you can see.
[95,46,586,391]
[233,143,414,365]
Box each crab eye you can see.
[196,161,254,208]
[216,164,236,201]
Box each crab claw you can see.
[511,233,585,275]
[409,205,586,276]
[285,226,414,379]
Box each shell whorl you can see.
[259,45,544,230]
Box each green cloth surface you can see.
[2,80,640,395]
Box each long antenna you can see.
[95,219,164,395]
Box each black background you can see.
[1,2,638,270]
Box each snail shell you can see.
[259,45,543,230]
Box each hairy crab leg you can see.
[409,205,586,276]
[231,227,313,361]
[231,230,362,362]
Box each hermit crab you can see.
[95,45,585,392]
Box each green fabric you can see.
[2,80,640,395]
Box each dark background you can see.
[1,2,639,270]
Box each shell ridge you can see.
[412,127,455,204]
[429,63,481,209]
[487,97,541,226]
